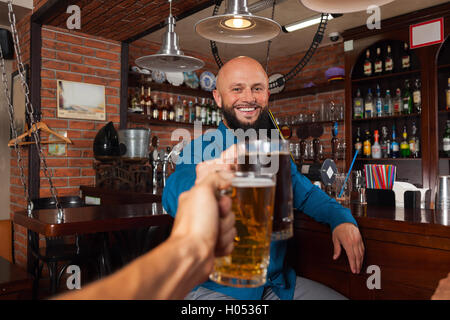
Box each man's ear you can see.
[213,90,222,108]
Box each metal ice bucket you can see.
[436,175,450,209]
[118,128,151,161]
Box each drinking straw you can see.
[339,149,359,198]
[267,108,295,162]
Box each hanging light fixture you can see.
[195,0,281,44]
[135,0,204,73]
[300,0,395,14]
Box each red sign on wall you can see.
[410,18,444,49]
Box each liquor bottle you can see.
[374,47,383,75]
[375,85,383,117]
[139,86,146,114]
[384,45,394,73]
[363,49,373,77]
[446,78,450,110]
[380,126,391,158]
[183,99,189,123]
[393,88,402,116]
[372,130,382,159]
[161,99,168,121]
[444,120,450,156]
[402,80,413,115]
[383,89,393,116]
[363,129,372,158]
[410,121,420,158]
[353,88,364,119]
[174,96,182,122]
[201,98,207,124]
[168,97,175,121]
[211,101,217,126]
[402,42,411,71]
[413,78,422,114]
[188,101,195,123]
[195,98,201,122]
[206,99,212,125]
[152,94,159,120]
[145,87,152,116]
[130,91,139,113]
[331,122,339,161]
[216,103,222,126]
[365,88,374,118]
[391,125,400,158]
[354,127,363,157]
[400,126,410,158]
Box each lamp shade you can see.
[195,0,281,44]
[136,15,204,72]
[300,0,395,13]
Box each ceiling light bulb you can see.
[224,17,252,29]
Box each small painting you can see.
[10,65,28,139]
[57,80,105,121]
[48,130,67,156]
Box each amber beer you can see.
[271,150,294,240]
[210,175,276,287]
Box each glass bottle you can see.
[195,98,201,122]
[375,84,383,117]
[410,121,420,158]
[384,89,393,116]
[400,126,410,158]
[363,49,373,77]
[393,88,402,116]
[353,88,364,119]
[174,96,182,122]
[365,88,374,118]
[391,125,400,159]
[152,94,159,120]
[402,80,413,115]
[380,126,391,158]
[384,45,394,73]
[211,101,217,126]
[402,42,411,71]
[372,130,382,159]
[201,98,207,124]
[188,101,195,123]
[183,99,189,123]
[446,78,450,111]
[145,87,152,116]
[363,129,372,159]
[354,127,362,157]
[168,97,175,121]
[443,120,450,157]
[139,85,146,114]
[331,122,339,161]
[374,47,383,75]
[413,78,422,114]
[161,99,168,121]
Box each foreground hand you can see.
[431,273,450,300]
[195,145,237,184]
[171,171,236,276]
[332,223,365,274]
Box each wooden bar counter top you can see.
[288,204,450,300]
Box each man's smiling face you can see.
[213,56,271,130]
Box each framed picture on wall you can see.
[57,80,106,121]
[10,64,28,139]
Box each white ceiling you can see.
[142,0,450,63]
[0,0,33,28]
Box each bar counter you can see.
[288,204,450,300]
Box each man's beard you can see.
[222,104,273,132]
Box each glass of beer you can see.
[210,141,276,288]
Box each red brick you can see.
[84,57,109,68]
[41,98,57,108]
[67,150,82,157]
[70,64,96,74]
[42,28,56,39]
[68,159,93,167]
[96,50,119,61]
[42,48,56,59]
[42,39,70,51]
[70,45,96,57]
[45,119,68,129]
[96,69,120,79]
[52,168,80,177]
[45,158,68,167]
[56,52,83,64]
[40,177,68,187]
[55,71,83,82]
[41,69,55,79]
[42,60,70,71]
[41,79,56,89]
[56,33,84,45]
[71,139,93,148]
[84,76,108,86]
[85,39,109,50]
[81,168,96,176]
[69,177,95,186]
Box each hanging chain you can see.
[0,45,31,214]
[265,0,277,74]
[6,0,64,221]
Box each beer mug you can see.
[210,140,276,288]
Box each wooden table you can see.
[0,256,32,300]
[80,186,163,206]
[287,204,450,300]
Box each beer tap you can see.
[162,147,173,188]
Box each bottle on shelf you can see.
[372,130,382,159]
[152,94,159,120]
[354,127,362,157]
[216,102,222,126]
[145,87,152,116]
[353,88,364,119]
[380,126,391,158]
[211,101,217,126]
[139,86,146,115]
[400,126,410,158]
[375,84,383,117]
[363,129,372,158]
[402,42,411,71]
[201,98,207,124]
[175,96,183,122]
[363,49,373,77]
[446,78,450,110]
[383,89,393,116]
[331,122,339,161]
[384,45,394,73]
[130,90,140,113]
[393,88,402,116]
[161,99,168,121]
[188,101,195,124]
[183,99,189,123]
[443,120,450,157]
[402,79,413,114]
[168,96,175,121]
[374,47,383,75]
[391,125,400,158]
[206,99,212,125]
[195,98,202,122]
[410,121,420,158]
[413,78,422,114]
[365,88,374,118]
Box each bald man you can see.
[162,56,364,300]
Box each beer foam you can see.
[232,177,275,188]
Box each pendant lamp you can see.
[300,0,395,14]
[135,0,204,73]
[195,0,281,44]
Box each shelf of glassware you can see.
[352,113,420,123]
[127,113,218,129]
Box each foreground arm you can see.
[431,272,450,300]
[56,173,235,300]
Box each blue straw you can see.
[339,149,359,198]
